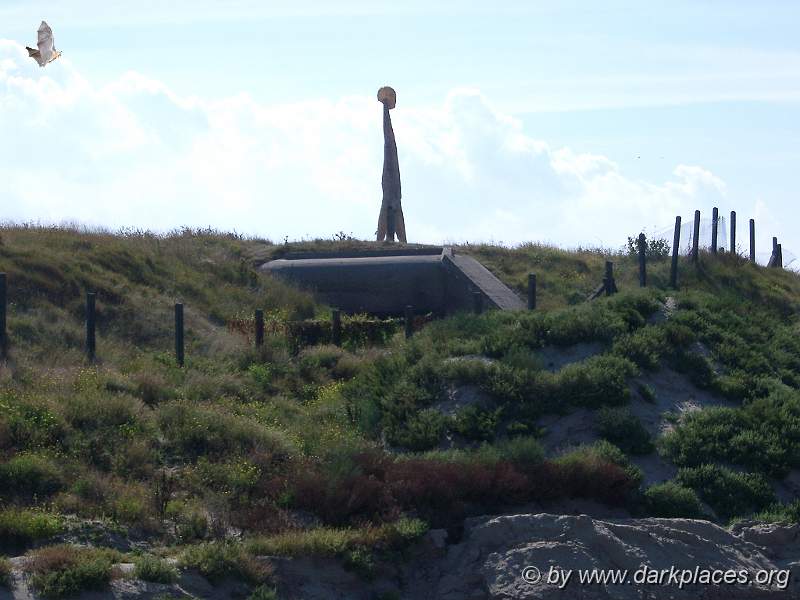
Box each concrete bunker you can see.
[261,247,525,316]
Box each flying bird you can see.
[26,21,62,67]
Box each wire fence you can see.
[646,213,795,269]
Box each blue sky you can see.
[1,0,798,262]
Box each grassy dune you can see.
[1,224,800,593]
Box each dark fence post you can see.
[175,303,184,367]
[749,219,756,263]
[637,233,647,287]
[711,207,719,254]
[777,244,783,269]
[670,216,681,289]
[254,309,264,348]
[527,273,537,310]
[404,305,413,339]
[0,273,7,360]
[86,293,96,362]
[331,309,341,347]
[604,261,617,296]
[730,211,736,254]
[472,291,484,314]
[692,210,700,263]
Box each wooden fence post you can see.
[175,303,184,367]
[749,219,756,263]
[527,273,537,310]
[604,261,617,296]
[692,210,700,263]
[331,309,341,347]
[86,293,96,362]
[472,291,484,314]
[404,305,413,339]
[670,216,681,289]
[254,309,264,348]
[0,273,7,360]
[637,233,647,287]
[729,211,736,254]
[711,207,719,254]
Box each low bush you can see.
[180,542,271,585]
[290,447,637,527]
[0,454,63,499]
[677,464,775,521]
[596,407,654,455]
[248,586,278,600]
[0,508,63,550]
[644,481,704,518]
[660,387,800,478]
[157,402,295,460]
[25,545,118,599]
[452,406,500,442]
[753,499,800,524]
[245,518,428,558]
[133,554,179,584]
[0,556,11,588]
[385,408,447,451]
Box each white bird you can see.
[26,21,62,67]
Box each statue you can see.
[376,86,407,243]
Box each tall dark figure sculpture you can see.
[376,86,407,243]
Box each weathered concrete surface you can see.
[264,254,447,315]
[402,514,798,600]
[443,252,525,311]
[261,248,525,315]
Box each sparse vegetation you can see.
[180,542,271,584]
[0,556,11,588]
[0,508,63,551]
[644,481,704,518]
[24,545,120,599]
[133,554,179,583]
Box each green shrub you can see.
[753,499,800,524]
[494,436,544,468]
[0,556,11,588]
[180,542,270,585]
[0,454,63,499]
[677,464,775,521]
[660,387,800,477]
[554,355,637,408]
[644,482,704,518]
[248,586,278,600]
[596,407,654,455]
[1,401,67,452]
[559,440,644,488]
[636,383,657,404]
[0,508,63,549]
[133,554,179,583]
[194,457,262,501]
[26,545,117,599]
[157,402,295,460]
[612,327,666,370]
[385,409,447,451]
[245,519,428,558]
[452,406,500,442]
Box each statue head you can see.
[377,86,396,109]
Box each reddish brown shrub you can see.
[287,451,636,527]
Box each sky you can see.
[1,0,798,261]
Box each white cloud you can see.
[0,41,729,249]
